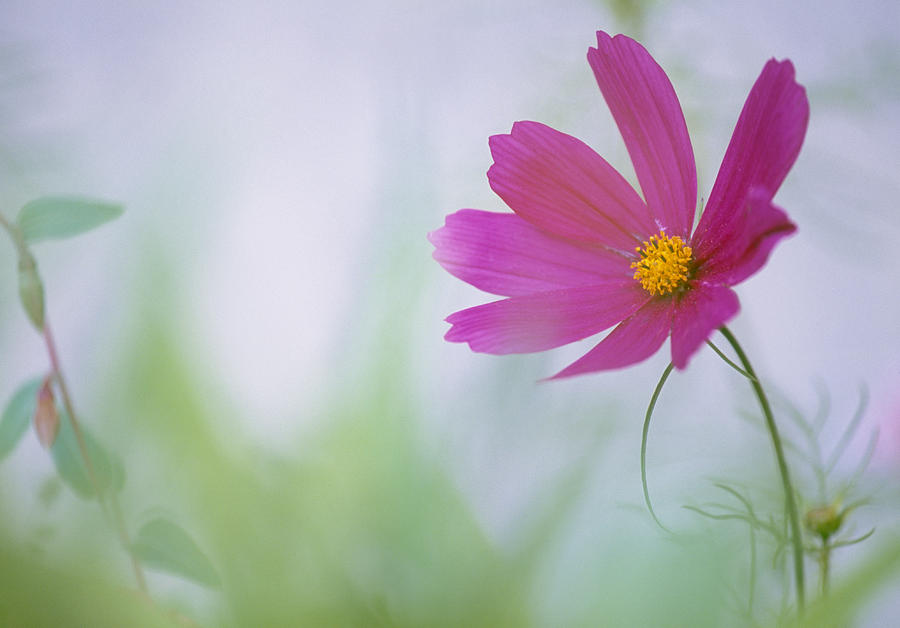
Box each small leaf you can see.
[16,196,123,243]
[0,378,42,461]
[132,518,221,588]
[50,413,125,498]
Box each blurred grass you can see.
[0,246,737,627]
[0,540,187,628]
[92,251,537,627]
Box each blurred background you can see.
[1,0,898,625]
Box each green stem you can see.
[44,322,148,593]
[820,542,830,596]
[748,523,757,615]
[705,340,756,382]
[719,326,805,611]
[641,362,674,533]
[5,211,148,592]
[0,211,25,256]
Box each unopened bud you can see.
[34,377,59,448]
[805,503,845,541]
[18,253,45,330]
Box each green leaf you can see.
[132,518,221,588]
[0,378,42,461]
[50,413,125,498]
[16,197,123,243]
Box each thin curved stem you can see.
[44,322,148,593]
[706,340,756,382]
[0,211,28,258]
[641,362,674,534]
[0,210,13,234]
[44,325,104,503]
[719,326,805,611]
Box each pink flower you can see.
[430,31,809,378]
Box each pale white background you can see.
[0,0,898,623]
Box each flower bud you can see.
[34,377,59,448]
[804,503,845,541]
[18,253,45,330]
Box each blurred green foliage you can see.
[100,258,537,626]
[0,252,735,626]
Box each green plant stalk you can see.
[719,326,805,611]
[4,211,147,591]
[749,523,757,615]
[641,362,674,533]
[0,210,23,254]
[43,323,148,593]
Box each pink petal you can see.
[669,284,740,370]
[429,209,631,297]
[696,187,796,286]
[587,32,696,238]
[549,298,673,378]
[487,120,656,251]
[692,58,808,259]
[445,282,649,355]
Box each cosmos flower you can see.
[429,31,809,378]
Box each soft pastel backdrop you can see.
[1,1,898,626]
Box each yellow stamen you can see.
[630,233,693,296]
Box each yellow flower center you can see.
[630,233,693,296]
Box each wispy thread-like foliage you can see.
[687,382,883,624]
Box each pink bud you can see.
[34,377,59,448]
